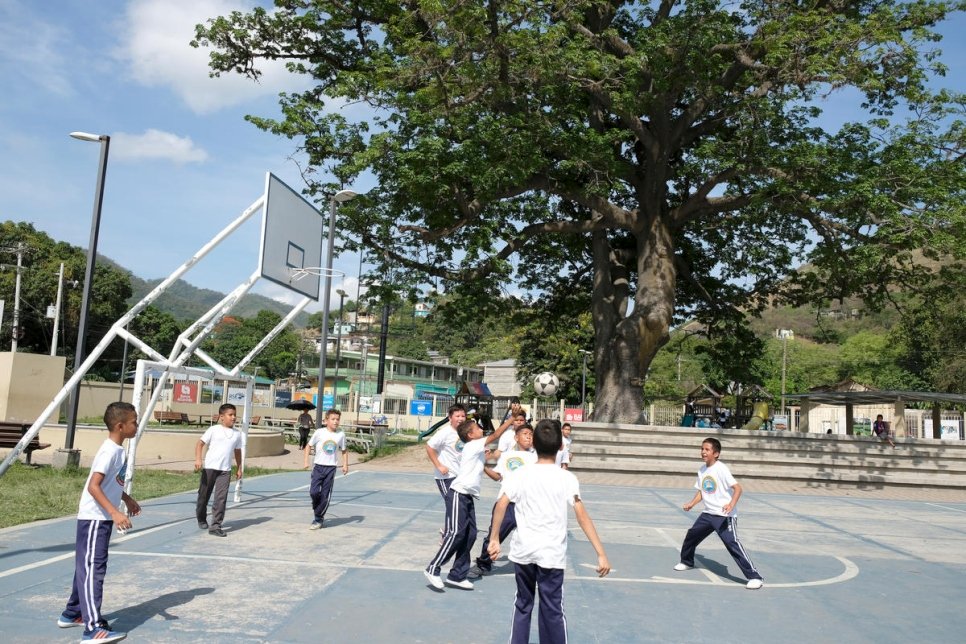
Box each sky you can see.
[0,0,963,319]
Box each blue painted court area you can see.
[1,469,965,643]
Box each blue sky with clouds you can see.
[0,0,962,315]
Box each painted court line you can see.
[926,502,966,514]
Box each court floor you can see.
[1,469,964,643]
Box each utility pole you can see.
[51,262,65,356]
[11,243,24,351]
[778,329,794,416]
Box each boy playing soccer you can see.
[304,408,349,529]
[195,403,243,537]
[674,437,764,589]
[58,401,141,643]
[470,423,536,578]
[424,416,512,590]
[488,419,610,644]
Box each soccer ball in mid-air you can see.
[533,372,559,397]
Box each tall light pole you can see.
[317,189,357,428]
[578,349,591,419]
[778,329,793,416]
[334,288,347,407]
[65,131,110,452]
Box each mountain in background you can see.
[125,272,311,326]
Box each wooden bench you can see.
[154,410,189,424]
[0,421,50,464]
[344,432,374,453]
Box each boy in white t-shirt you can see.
[425,404,466,537]
[488,419,610,644]
[58,402,140,644]
[491,410,527,460]
[194,403,244,537]
[470,423,536,578]
[423,416,512,591]
[304,408,348,529]
[674,437,764,589]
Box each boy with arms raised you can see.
[470,422,536,578]
[195,403,243,537]
[304,408,349,529]
[674,437,764,589]
[488,419,610,644]
[424,415,512,590]
[58,402,141,643]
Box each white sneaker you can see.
[444,578,474,590]
[673,563,693,571]
[423,570,444,590]
[746,578,764,590]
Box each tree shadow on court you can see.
[108,587,215,631]
[695,555,746,584]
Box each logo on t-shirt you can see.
[115,462,127,487]
[455,440,465,452]
[505,456,526,471]
[701,475,717,494]
[322,440,338,454]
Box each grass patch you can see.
[0,462,284,530]
[362,438,416,461]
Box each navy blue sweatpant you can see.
[680,512,762,580]
[476,501,516,570]
[510,563,566,644]
[309,464,337,523]
[426,488,476,581]
[63,519,114,633]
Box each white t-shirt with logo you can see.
[450,437,488,497]
[200,425,244,471]
[495,448,537,496]
[428,424,462,480]
[77,439,126,521]
[695,460,738,517]
[497,428,518,454]
[504,463,580,570]
[309,428,347,466]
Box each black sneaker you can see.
[208,528,227,537]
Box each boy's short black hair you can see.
[456,419,478,442]
[532,419,562,457]
[703,437,722,454]
[447,403,466,417]
[325,408,341,418]
[104,401,136,430]
[509,396,520,404]
[219,403,236,415]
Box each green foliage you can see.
[192,1,965,421]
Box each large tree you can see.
[194,1,964,422]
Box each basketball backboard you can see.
[259,173,325,299]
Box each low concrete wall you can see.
[37,425,285,467]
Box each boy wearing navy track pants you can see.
[58,402,141,643]
[674,437,764,589]
[423,417,511,590]
[304,408,348,529]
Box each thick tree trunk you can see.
[589,219,676,423]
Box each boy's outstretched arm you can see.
[573,498,611,577]
[683,490,703,511]
[487,494,511,561]
[484,417,514,447]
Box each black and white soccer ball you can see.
[533,372,559,397]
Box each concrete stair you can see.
[569,424,966,491]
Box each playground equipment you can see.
[741,401,770,430]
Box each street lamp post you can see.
[334,288,347,407]
[317,189,357,428]
[578,349,591,419]
[778,329,793,416]
[65,131,110,453]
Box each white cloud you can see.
[0,1,75,96]
[118,0,309,114]
[112,129,209,163]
